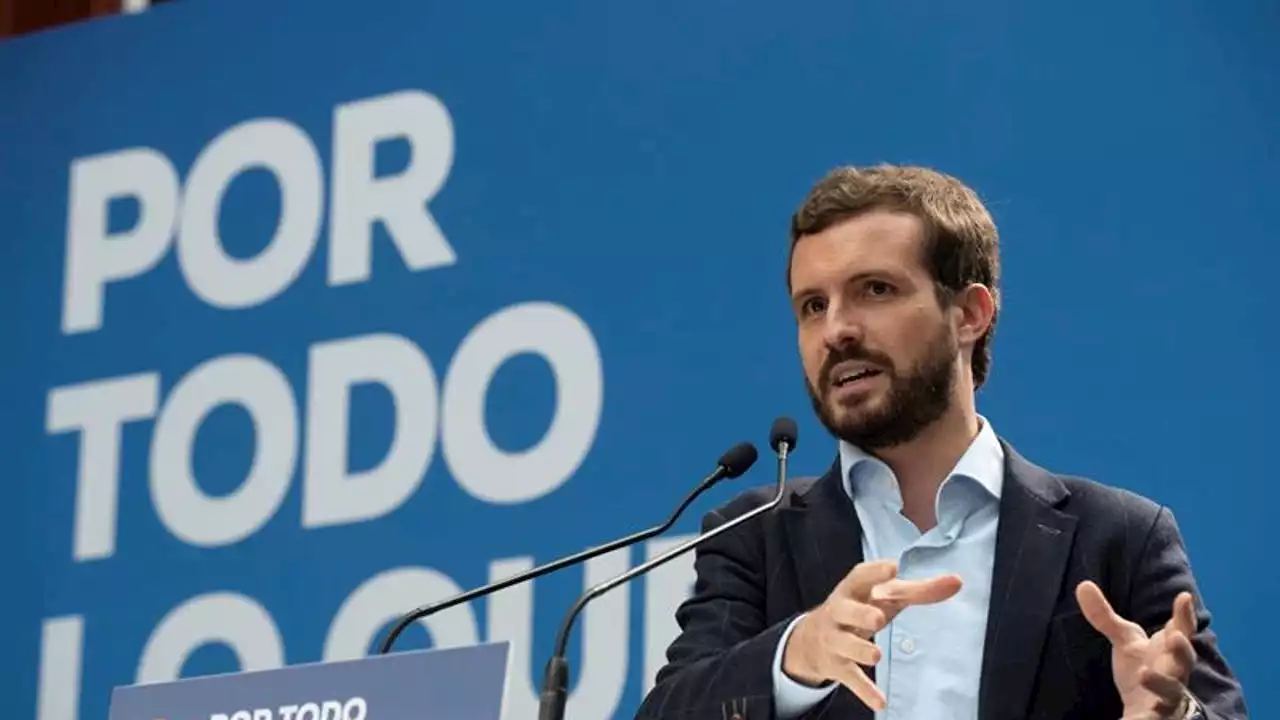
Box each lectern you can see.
[108,642,510,720]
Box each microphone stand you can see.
[536,421,796,720]
[377,442,757,654]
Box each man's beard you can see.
[806,327,958,451]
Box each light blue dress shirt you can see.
[772,418,1005,719]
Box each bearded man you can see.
[636,165,1247,720]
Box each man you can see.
[636,165,1247,719]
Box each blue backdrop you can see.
[1,0,1274,718]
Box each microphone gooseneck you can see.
[377,441,758,654]
[537,418,797,720]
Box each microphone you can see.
[376,440,759,654]
[537,417,798,720]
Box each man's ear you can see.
[953,283,995,347]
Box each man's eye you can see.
[801,297,827,316]
[866,281,894,296]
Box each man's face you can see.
[789,210,960,450]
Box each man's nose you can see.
[821,302,864,349]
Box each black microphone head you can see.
[769,417,798,453]
[717,442,758,478]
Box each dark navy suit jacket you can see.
[636,441,1248,719]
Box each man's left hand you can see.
[1076,580,1198,718]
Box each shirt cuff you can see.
[772,614,837,718]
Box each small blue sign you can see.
[108,642,510,720]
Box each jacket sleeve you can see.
[1128,507,1249,719]
[635,505,804,719]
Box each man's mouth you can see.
[832,367,883,388]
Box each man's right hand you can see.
[780,559,964,711]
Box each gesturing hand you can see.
[1076,580,1198,719]
[781,559,963,711]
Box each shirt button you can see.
[900,637,916,654]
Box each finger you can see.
[1076,580,1146,646]
[837,560,899,600]
[829,598,889,637]
[1155,630,1196,680]
[869,575,963,606]
[824,628,884,666]
[829,660,887,712]
[1138,666,1187,714]
[1168,592,1197,640]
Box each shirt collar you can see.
[837,415,1005,506]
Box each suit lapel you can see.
[978,443,1078,720]
[782,458,874,720]
[783,458,866,612]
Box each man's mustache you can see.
[819,343,894,392]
